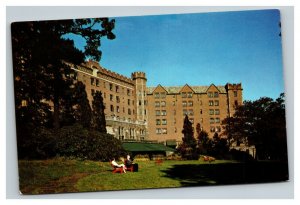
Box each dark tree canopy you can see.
[72,82,92,128]
[177,115,198,159]
[182,115,196,149]
[11,18,118,160]
[92,91,107,133]
[221,93,287,161]
[12,18,115,129]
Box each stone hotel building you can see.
[73,60,243,144]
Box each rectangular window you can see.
[116,96,120,103]
[156,119,161,125]
[155,110,160,116]
[154,92,160,98]
[209,100,214,106]
[235,100,238,106]
[182,101,187,107]
[104,92,106,98]
[161,110,167,116]
[139,100,142,106]
[161,101,166,107]
[160,92,166,98]
[210,118,215,124]
[200,109,203,114]
[162,128,167,134]
[91,78,95,85]
[190,118,194,123]
[187,92,193,98]
[116,85,119,93]
[128,99,130,105]
[144,100,147,106]
[234,91,238,97]
[210,126,215,132]
[181,92,187,98]
[208,92,213,98]
[188,109,194,116]
[216,126,221,132]
[214,92,219,98]
[214,100,219,106]
[155,101,160,107]
[183,109,188,116]
[109,83,113,91]
[96,79,99,86]
[188,101,193,106]
[127,89,130,96]
[117,106,120,113]
[162,119,167,125]
[110,94,113,101]
[215,109,220,115]
[209,109,214,115]
[144,109,146,115]
[215,117,220,123]
[156,128,162,134]
[128,109,131,115]
[110,105,114,112]
[91,89,95,96]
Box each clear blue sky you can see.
[67,9,284,101]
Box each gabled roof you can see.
[147,85,227,94]
[206,84,224,93]
[151,84,168,93]
[178,84,195,93]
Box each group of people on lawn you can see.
[111,155,135,173]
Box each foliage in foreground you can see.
[17,124,126,161]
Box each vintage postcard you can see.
[11,9,288,194]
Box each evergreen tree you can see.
[72,82,92,128]
[182,115,196,148]
[92,91,107,133]
[178,115,198,159]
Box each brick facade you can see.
[73,60,243,144]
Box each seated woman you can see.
[111,158,127,173]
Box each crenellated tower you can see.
[132,72,147,123]
[225,83,243,117]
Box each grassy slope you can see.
[18,159,288,194]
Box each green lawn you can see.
[18,158,288,194]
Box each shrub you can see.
[17,126,56,159]
[55,124,126,161]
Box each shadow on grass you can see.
[161,161,289,187]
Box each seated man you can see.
[111,158,127,173]
[125,155,133,167]
[125,155,138,172]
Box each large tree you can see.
[178,115,198,159]
[221,93,287,160]
[92,91,107,133]
[72,82,92,128]
[11,18,116,129]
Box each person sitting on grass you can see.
[111,158,127,173]
[125,155,133,167]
